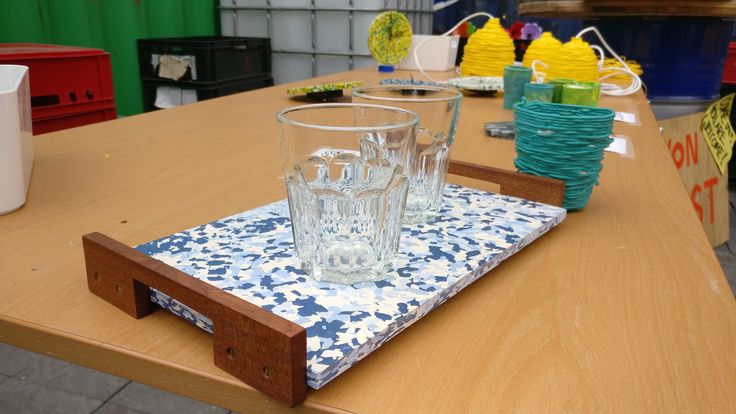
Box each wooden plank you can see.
[659,112,730,247]
[448,159,566,207]
[0,68,734,413]
[519,0,736,17]
[82,232,307,406]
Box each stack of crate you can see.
[218,0,435,84]
[0,43,117,135]
[137,36,273,111]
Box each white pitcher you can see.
[0,65,33,215]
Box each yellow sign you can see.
[700,93,736,175]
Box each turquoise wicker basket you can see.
[513,100,615,210]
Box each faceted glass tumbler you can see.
[277,103,419,284]
[352,85,463,223]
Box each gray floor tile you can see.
[0,376,102,414]
[94,402,148,414]
[0,343,43,377]
[721,188,736,296]
[728,194,736,252]
[109,382,228,414]
[715,244,735,264]
[15,354,129,401]
[728,219,736,254]
[720,266,736,293]
[716,236,736,296]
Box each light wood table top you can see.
[1,69,735,413]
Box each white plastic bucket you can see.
[397,35,459,72]
[0,65,33,215]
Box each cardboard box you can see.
[660,111,729,247]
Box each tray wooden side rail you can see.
[81,232,307,407]
[80,161,563,407]
[448,159,565,207]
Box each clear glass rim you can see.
[351,85,463,103]
[276,103,419,132]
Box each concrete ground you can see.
[2,188,736,414]
[714,183,736,292]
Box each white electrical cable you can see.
[575,26,642,96]
[413,12,495,84]
[531,59,548,83]
[590,45,605,68]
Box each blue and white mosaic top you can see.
[136,184,566,389]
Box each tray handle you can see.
[82,232,307,407]
[448,159,565,207]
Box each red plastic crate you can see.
[33,98,116,121]
[32,99,117,135]
[723,42,736,84]
[0,43,117,132]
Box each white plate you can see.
[447,76,504,94]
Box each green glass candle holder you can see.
[561,83,596,107]
[549,78,576,103]
[523,83,554,102]
[503,65,533,109]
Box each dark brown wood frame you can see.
[82,233,307,406]
[448,160,565,207]
[82,161,563,407]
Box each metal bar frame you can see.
[220,1,434,82]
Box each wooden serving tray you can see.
[82,163,566,406]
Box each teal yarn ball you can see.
[513,100,615,210]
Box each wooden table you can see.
[2,69,735,413]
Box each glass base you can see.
[403,195,441,224]
[403,209,440,224]
[303,241,392,284]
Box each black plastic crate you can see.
[138,36,271,83]
[142,75,273,112]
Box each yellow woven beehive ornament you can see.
[522,32,562,68]
[548,37,599,82]
[460,18,515,77]
[522,32,562,81]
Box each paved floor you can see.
[0,345,229,413]
[715,183,736,291]
[3,190,736,414]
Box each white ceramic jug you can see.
[0,65,33,215]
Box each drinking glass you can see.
[277,103,419,284]
[351,85,463,223]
